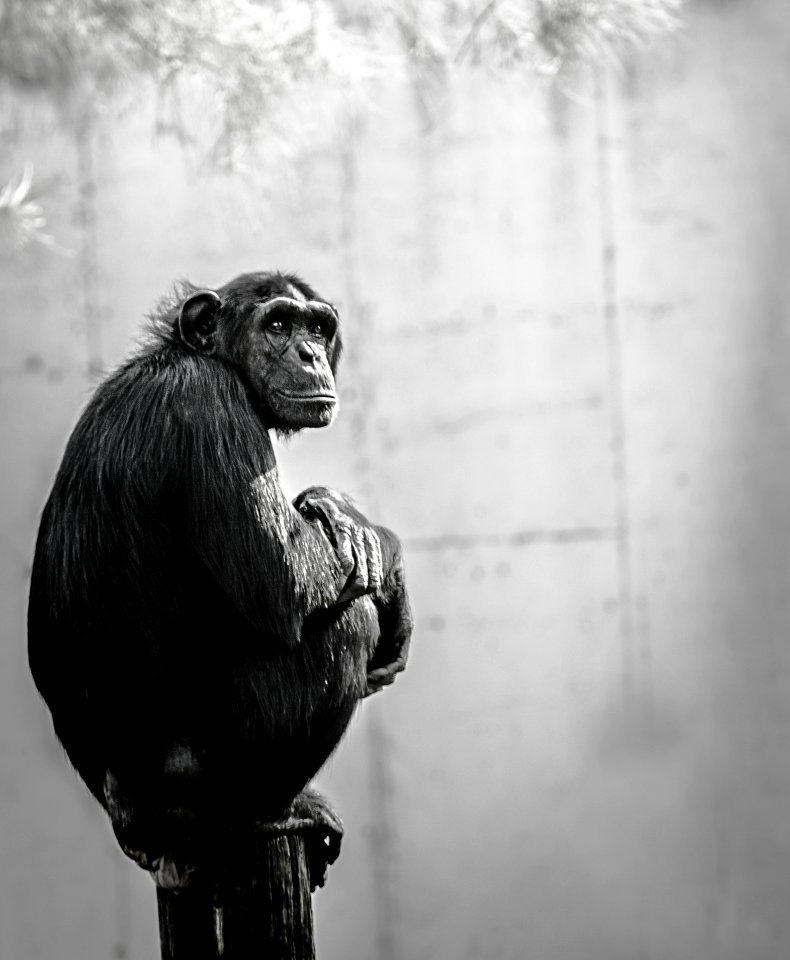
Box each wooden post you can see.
[156,833,316,960]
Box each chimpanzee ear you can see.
[327,331,343,376]
[178,291,222,353]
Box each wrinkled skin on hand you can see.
[294,486,413,697]
[295,487,384,602]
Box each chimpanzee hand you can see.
[294,486,384,603]
[294,486,413,695]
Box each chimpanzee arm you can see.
[293,487,413,691]
[365,542,412,694]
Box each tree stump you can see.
[155,831,316,960]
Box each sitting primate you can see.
[28,271,412,888]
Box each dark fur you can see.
[28,271,409,855]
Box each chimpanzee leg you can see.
[103,740,205,888]
[105,751,341,893]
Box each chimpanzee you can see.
[28,270,412,889]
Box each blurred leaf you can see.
[0,166,58,252]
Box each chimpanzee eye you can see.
[307,306,337,341]
[310,319,328,338]
[266,316,291,336]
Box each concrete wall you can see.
[1,1,789,957]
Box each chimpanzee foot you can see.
[292,787,344,890]
[105,771,342,891]
[103,771,198,889]
[261,787,344,891]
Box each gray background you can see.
[2,1,790,958]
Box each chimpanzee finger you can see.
[318,499,356,579]
[334,522,356,581]
[337,527,369,602]
[352,526,370,588]
[365,528,383,591]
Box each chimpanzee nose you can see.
[297,340,317,363]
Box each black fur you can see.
[28,271,410,863]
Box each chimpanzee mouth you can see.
[274,390,337,403]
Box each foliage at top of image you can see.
[0,0,372,161]
[450,0,685,70]
[1,0,685,111]
[0,0,684,251]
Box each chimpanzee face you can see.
[177,276,342,431]
[246,289,340,429]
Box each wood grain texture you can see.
[157,836,315,960]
